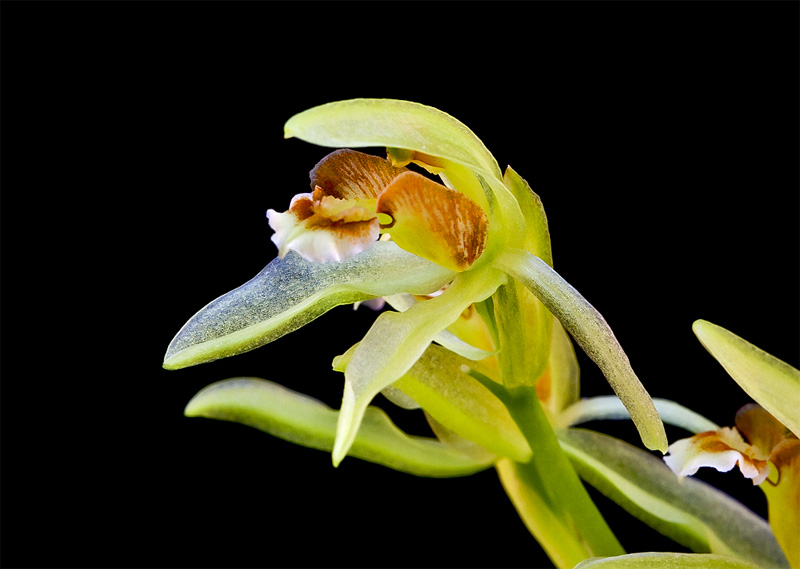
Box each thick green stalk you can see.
[503,387,625,564]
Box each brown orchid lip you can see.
[271,148,490,270]
[376,171,488,271]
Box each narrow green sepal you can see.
[573,552,765,569]
[495,248,668,452]
[693,319,800,438]
[185,377,492,477]
[164,242,454,370]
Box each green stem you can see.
[503,386,625,564]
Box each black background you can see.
[2,2,798,568]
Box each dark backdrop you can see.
[2,2,798,568]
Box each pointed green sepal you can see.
[559,396,719,435]
[693,319,800,438]
[184,377,492,477]
[284,98,502,179]
[573,552,765,569]
[495,248,668,452]
[164,242,455,370]
[333,268,506,465]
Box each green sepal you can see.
[495,248,668,452]
[693,319,800,437]
[334,268,506,465]
[333,342,528,461]
[573,552,765,569]
[284,98,502,180]
[392,344,530,462]
[184,377,493,478]
[163,241,455,370]
[560,428,790,569]
[558,396,719,435]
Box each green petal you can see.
[547,317,581,415]
[502,165,553,266]
[560,429,790,568]
[495,248,668,452]
[492,167,555,389]
[692,319,800,437]
[559,396,719,434]
[333,268,506,465]
[284,98,502,179]
[337,341,529,461]
[163,241,455,370]
[392,344,531,462]
[573,553,764,569]
[382,293,495,361]
[184,377,492,477]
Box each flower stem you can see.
[502,386,625,565]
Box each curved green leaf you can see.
[573,552,764,569]
[334,268,506,465]
[184,377,492,477]
[163,241,455,370]
[496,248,668,452]
[560,429,790,569]
[693,319,800,437]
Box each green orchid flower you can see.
[163,99,698,567]
[164,98,666,455]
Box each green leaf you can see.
[560,429,790,569]
[184,377,492,477]
[692,319,800,437]
[284,98,502,179]
[163,241,455,370]
[333,267,506,465]
[495,248,668,452]
[573,552,764,569]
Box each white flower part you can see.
[266,191,380,264]
[353,297,387,311]
[664,427,770,485]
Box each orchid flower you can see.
[663,321,800,568]
[162,100,792,569]
[164,98,666,457]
